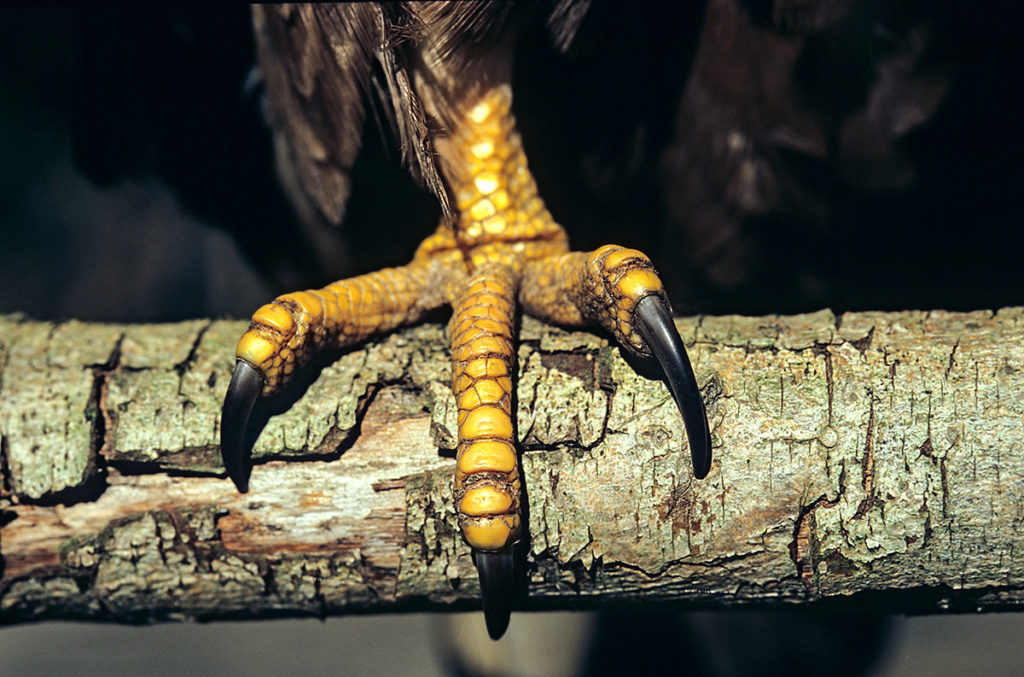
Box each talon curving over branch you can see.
[635,295,712,479]
[220,361,262,493]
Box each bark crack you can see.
[91,333,124,461]
[173,320,213,396]
[944,338,960,381]
[853,395,877,519]
[789,493,840,593]
[822,346,834,425]
[0,434,11,498]
[849,326,875,353]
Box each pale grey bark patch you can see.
[2,309,1024,622]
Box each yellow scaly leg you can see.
[521,246,712,478]
[221,84,710,640]
[222,249,466,489]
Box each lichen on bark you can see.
[2,308,1024,622]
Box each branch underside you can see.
[2,308,1024,622]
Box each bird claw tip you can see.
[474,549,514,640]
[221,361,262,493]
[635,295,712,479]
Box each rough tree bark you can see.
[1,308,1023,623]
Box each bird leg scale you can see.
[234,251,464,396]
[449,264,521,552]
[222,83,711,638]
[521,246,713,478]
[221,249,466,491]
[521,246,668,355]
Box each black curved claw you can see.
[635,295,712,479]
[474,549,514,640]
[220,361,262,493]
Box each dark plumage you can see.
[251,3,591,235]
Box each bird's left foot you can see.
[220,85,711,639]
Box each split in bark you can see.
[2,308,1024,622]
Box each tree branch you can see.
[2,308,1023,622]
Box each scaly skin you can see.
[230,84,707,575]
[236,250,466,395]
[449,266,521,550]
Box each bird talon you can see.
[635,295,712,479]
[220,360,263,493]
[474,548,515,640]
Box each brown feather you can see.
[253,2,592,235]
[252,5,377,231]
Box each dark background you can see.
[3,3,1023,325]
[1,4,1023,676]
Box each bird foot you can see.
[220,85,711,639]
